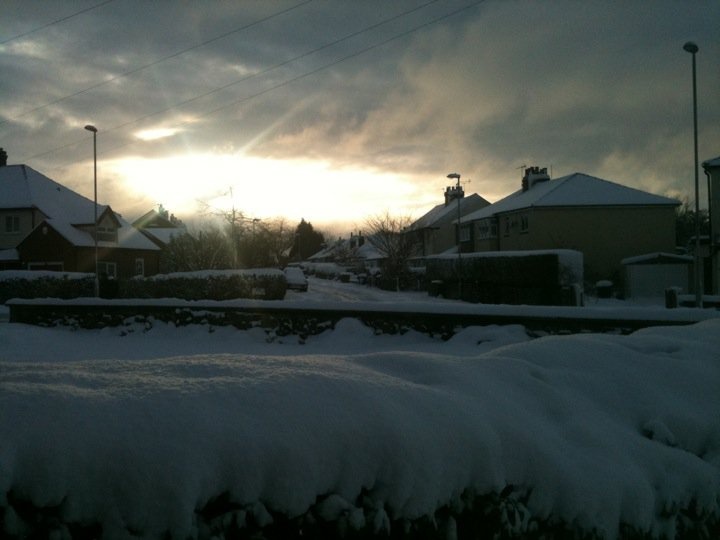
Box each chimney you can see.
[0,148,7,167]
[444,185,464,206]
[522,166,550,191]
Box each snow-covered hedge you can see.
[121,269,287,300]
[0,270,94,303]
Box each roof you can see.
[39,218,159,250]
[621,252,694,265]
[0,164,158,251]
[0,248,19,261]
[0,164,104,223]
[460,172,680,223]
[140,227,186,246]
[702,156,720,169]
[411,193,489,230]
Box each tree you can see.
[236,217,296,268]
[364,212,419,288]
[289,219,325,261]
[675,198,710,248]
[160,224,233,273]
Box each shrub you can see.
[0,271,94,303]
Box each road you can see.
[285,276,459,304]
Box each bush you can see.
[120,269,287,300]
[0,271,94,303]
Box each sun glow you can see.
[110,153,423,228]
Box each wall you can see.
[0,209,46,249]
[493,206,677,282]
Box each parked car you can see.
[284,267,308,291]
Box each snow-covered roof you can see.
[460,173,680,223]
[0,164,158,251]
[0,248,19,261]
[140,227,185,246]
[411,193,488,230]
[702,156,720,168]
[0,164,103,223]
[40,218,159,250]
[355,240,385,260]
[621,252,694,265]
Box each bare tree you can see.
[364,212,419,287]
[160,223,233,272]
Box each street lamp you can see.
[447,172,462,299]
[84,124,99,297]
[683,41,702,308]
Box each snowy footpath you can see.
[1,279,719,539]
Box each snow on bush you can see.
[122,268,287,300]
[0,270,94,303]
[0,318,718,539]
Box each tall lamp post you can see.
[683,41,702,308]
[84,124,99,297]
[447,172,462,299]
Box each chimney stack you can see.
[522,166,550,191]
[444,185,464,206]
[0,148,7,167]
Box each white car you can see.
[284,267,308,292]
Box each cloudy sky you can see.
[1,1,717,233]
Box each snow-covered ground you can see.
[1,277,719,539]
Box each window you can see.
[520,214,529,233]
[476,219,498,240]
[97,261,117,279]
[134,258,145,277]
[5,215,20,233]
[96,225,117,243]
[459,226,471,242]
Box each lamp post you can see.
[84,124,99,297]
[683,41,702,308]
[447,172,462,299]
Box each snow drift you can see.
[1,318,719,539]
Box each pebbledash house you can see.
[0,151,160,278]
[457,166,681,285]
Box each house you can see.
[307,232,385,274]
[406,185,490,257]
[702,156,720,294]
[0,152,160,278]
[132,205,187,248]
[458,166,681,283]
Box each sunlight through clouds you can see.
[110,153,422,227]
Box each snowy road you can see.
[286,276,460,304]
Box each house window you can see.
[96,226,118,243]
[504,217,511,236]
[5,215,20,233]
[134,258,145,277]
[97,261,117,279]
[520,214,529,233]
[459,226,471,242]
[476,219,498,239]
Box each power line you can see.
[0,0,313,126]
[93,0,442,136]
[0,0,116,45]
[22,1,484,164]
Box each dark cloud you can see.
[1,0,717,224]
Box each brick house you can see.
[406,185,490,257]
[458,167,680,283]
[0,152,159,278]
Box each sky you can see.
[1,1,718,233]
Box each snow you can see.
[1,278,719,539]
[460,172,679,223]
